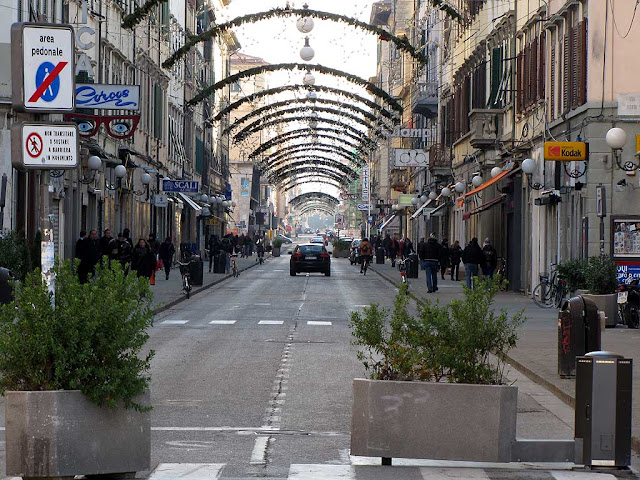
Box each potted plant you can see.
[582,254,620,328]
[556,258,589,296]
[0,259,154,478]
[349,278,524,463]
[332,237,350,258]
[272,237,284,257]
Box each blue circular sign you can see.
[35,62,60,102]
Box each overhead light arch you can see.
[263,154,359,177]
[280,176,345,192]
[266,159,359,182]
[260,143,362,167]
[289,192,340,208]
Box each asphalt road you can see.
[145,247,392,478]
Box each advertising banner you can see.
[394,149,429,167]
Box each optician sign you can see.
[394,149,429,167]
[11,122,78,170]
[11,23,75,112]
[75,84,140,110]
[161,180,199,193]
[543,141,587,161]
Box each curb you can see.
[369,265,640,456]
[152,259,262,315]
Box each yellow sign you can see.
[636,135,640,155]
[205,219,220,226]
[543,142,587,161]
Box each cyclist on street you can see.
[358,238,373,274]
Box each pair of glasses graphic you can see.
[63,113,140,139]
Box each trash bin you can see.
[376,247,385,264]
[558,296,601,377]
[215,252,227,274]
[0,267,13,305]
[575,351,632,468]
[189,255,204,286]
[406,253,419,278]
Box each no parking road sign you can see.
[11,123,78,170]
[11,23,75,112]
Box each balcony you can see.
[428,144,451,175]
[390,168,411,192]
[412,82,438,119]
[469,109,503,150]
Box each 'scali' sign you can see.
[75,84,140,110]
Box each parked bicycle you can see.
[178,259,193,299]
[231,254,239,278]
[495,257,507,290]
[532,263,567,308]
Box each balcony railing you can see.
[412,82,439,118]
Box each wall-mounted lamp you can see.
[606,127,640,171]
[79,155,102,184]
[521,158,544,190]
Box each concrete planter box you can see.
[272,247,281,257]
[333,248,349,258]
[351,378,517,462]
[5,390,150,478]
[582,293,618,327]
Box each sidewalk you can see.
[149,247,292,313]
[367,258,640,457]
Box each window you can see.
[517,32,546,113]
[153,84,164,140]
[488,46,503,108]
[230,81,241,92]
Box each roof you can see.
[231,52,269,67]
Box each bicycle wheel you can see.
[553,284,565,309]
[532,283,552,308]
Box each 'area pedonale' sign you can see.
[543,141,588,161]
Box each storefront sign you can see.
[388,127,434,142]
[11,122,78,170]
[161,180,199,193]
[616,262,640,284]
[397,193,415,207]
[153,194,168,207]
[361,164,370,202]
[75,84,140,110]
[543,142,587,161]
[357,204,372,211]
[394,149,429,167]
[11,23,75,112]
[617,93,640,116]
[612,217,640,258]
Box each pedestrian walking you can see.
[75,230,87,262]
[402,237,414,258]
[208,234,220,272]
[99,229,115,260]
[122,228,134,248]
[462,237,485,289]
[482,238,498,279]
[132,238,156,279]
[439,238,450,280]
[116,232,133,272]
[449,240,462,281]
[389,233,399,267]
[78,229,101,284]
[382,232,391,263]
[147,233,160,257]
[238,234,246,257]
[419,233,440,293]
[159,237,175,280]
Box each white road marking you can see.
[259,320,284,325]
[230,305,240,309]
[250,436,270,465]
[420,468,490,479]
[353,305,368,308]
[209,320,236,325]
[289,464,355,479]
[152,426,279,432]
[161,320,189,325]
[274,269,285,272]
[551,472,617,480]
[254,303,271,306]
[307,321,332,326]
[148,463,225,479]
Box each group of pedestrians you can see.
[377,232,414,267]
[207,232,269,273]
[416,235,498,292]
[75,228,171,283]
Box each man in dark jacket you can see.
[382,232,392,263]
[208,234,220,272]
[78,229,101,283]
[462,237,485,289]
[439,239,450,280]
[449,240,463,281]
[482,238,498,278]
[99,229,114,259]
[389,233,399,267]
[419,233,441,293]
[159,237,175,280]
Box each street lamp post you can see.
[606,127,640,171]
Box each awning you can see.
[379,214,397,230]
[462,194,506,221]
[178,192,202,211]
[410,198,434,219]
[457,167,519,206]
[425,202,447,220]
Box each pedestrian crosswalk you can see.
[159,319,335,327]
[147,463,623,480]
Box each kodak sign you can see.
[543,141,588,161]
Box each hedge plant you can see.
[0,259,155,411]
[585,255,619,295]
[272,237,284,248]
[332,238,350,251]
[557,258,589,293]
[349,278,524,385]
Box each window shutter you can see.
[488,47,502,107]
[571,23,580,108]
[516,51,523,112]
[562,29,571,113]
[530,37,538,107]
[154,84,163,139]
[578,20,587,106]
[550,40,556,119]
[538,32,546,102]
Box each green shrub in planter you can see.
[332,238,350,251]
[349,278,524,385]
[556,258,588,293]
[272,237,284,249]
[0,230,34,281]
[585,255,619,295]
[0,259,155,411]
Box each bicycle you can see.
[177,259,193,299]
[231,254,239,277]
[256,250,264,264]
[532,264,567,308]
[360,255,371,275]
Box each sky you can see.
[222,0,378,200]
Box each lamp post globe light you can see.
[606,127,627,150]
[114,165,127,178]
[472,175,483,187]
[521,158,536,175]
[141,173,151,185]
[411,196,418,205]
[420,194,428,203]
[88,155,102,171]
[454,181,465,194]
[491,166,502,178]
[303,71,315,86]
[441,187,452,197]
[300,37,315,61]
[296,4,314,33]
[200,193,209,204]
[428,191,437,200]
[307,91,317,101]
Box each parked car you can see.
[290,243,331,276]
[350,239,361,265]
[276,234,292,244]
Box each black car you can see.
[290,243,331,276]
